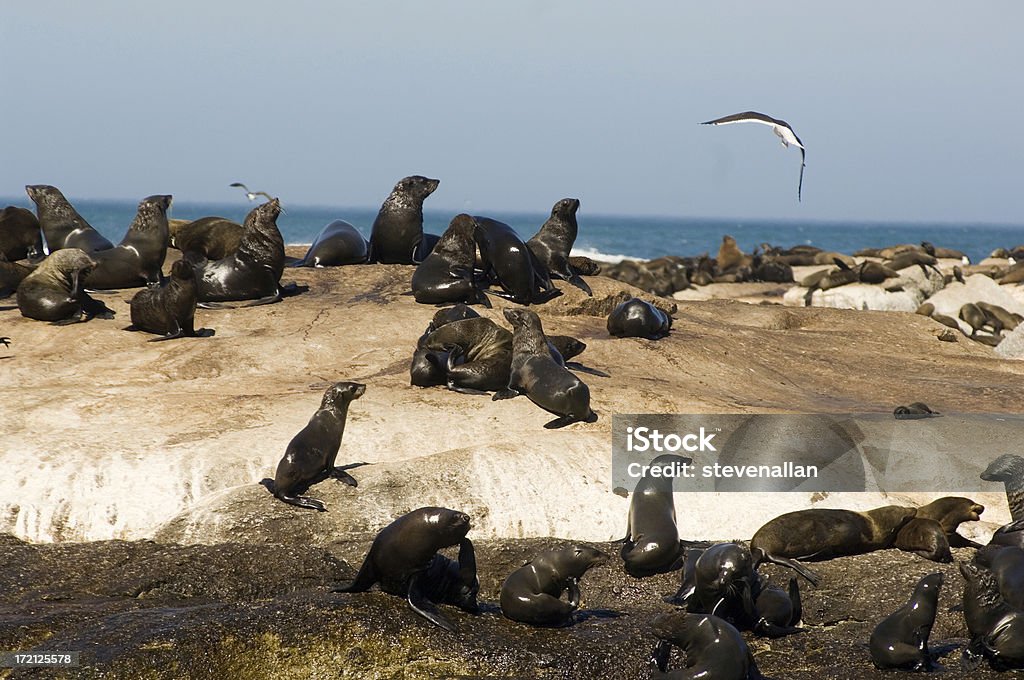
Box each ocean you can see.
[4,196,1022,264]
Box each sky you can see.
[2,2,1022,224]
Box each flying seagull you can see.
[702,111,806,201]
[229,182,274,202]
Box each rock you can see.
[785,263,944,311]
[996,324,1024,359]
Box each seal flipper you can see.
[275,492,327,512]
[333,553,379,593]
[454,538,481,614]
[752,547,820,587]
[788,576,802,626]
[492,388,521,401]
[407,571,457,632]
[329,467,358,487]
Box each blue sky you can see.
[3,2,1022,223]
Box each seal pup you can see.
[83,195,172,289]
[914,496,984,548]
[333,506,479,632]
[127,258,207,341]
[25,184,114,252]
[499,545,608,626]
[170,216,244,260]
[410,214,487,305]
[975,545,1024,610]
[650,611,760,680]
[0,206,44,262]
[685,543,756,621]
[869,572,943,671]
[961,560,1024,670]
[494,308,596,428]
[893,518,952,562]
[526,198,592,295]
[621,453,693,578]
[409,305,482,388]
[16,249,113,323]
[418,316,512,394]
[750,505,918,586]
[606,298,672,339]
[893,402,940,419]
[188,198,287,307]
[981,454,1024,521]
[751,576,803,638]
[260,382,366,512]
[367,175,440,264]
[474,217,559,305]
[289,219,368,267]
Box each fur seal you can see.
[687,542,756,620]
[606,298,672,339]
[914,496,984,547]
[869,572,943,671]
[290,219,368,267]
[960,302,994,336]
[526,198,592,295]
[0,206,43,262]
[751,576,802,638]
[961,560,1024,670]
[716,235,751,272]
[170,216,244,260]
[16,249,113,323]
[981,454,1024,521]
[0,255,32,298]
[893,402,940,419]
[474,217,559,305]
[621,453,691,578]
[367,175,440,264]
[418,316,512,394]
[409,305,482,388]
[188,199,286,307]
[499,545,608,626]
[893,518,952,562]
[750,505,918,586]
[650,611,760,680]
[975,545,1024,610]
[494,308,596,428]
[333,506,479,632]
[990,519,1024,549]
[25,184,114,252]
[127,258,206,341]
[411,214,487,305]
[83,195,171,289]
[977,302,1022,332]
[260,382,365,512]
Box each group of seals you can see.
[16,249,113,323]
[334,506,479,632]
[261,382,366,512]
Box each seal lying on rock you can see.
[261,382,365,512]
[893,402,940,419]
[606,298,672,339]
[418,316,512,394]
[170,216,244,260]
[499,545,608,626]
[16,249,114,324]
[869,572,943,671]
[290,219,368,267]
[334,506,479,632]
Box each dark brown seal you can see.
[25,184,114,252]
[495,308,596,429]
[0,254,33,298]
[367,175,440,264]
[0,206,43,262]
[750,505,918,586]
[650,611,760,680]
[621,454,691,578]
[526,198,592,295]
[83,195,172,289]
[127,258,206,341]
[411,214,487,305]
[869,572,943,671]
[499,545,608,626]
[333,506,479,632]
[290,219,368,267]
[170,216,244,260]
[418,316,512,394]
[474,217,559,305]
[975,544,1024,610]
[914,496,984,547]
[16,249,113,323]
[606,298,672,339]
[260,382,365,512]
[961,560,1024,670]
[893,518,952,562]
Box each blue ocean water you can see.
[3,196,1021,264]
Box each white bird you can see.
[702,111,806,202]
[229,182,274,202]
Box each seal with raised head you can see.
[83,194,172,289]
[622,453,691,578]
[526,198,592,295]
[750,505,918,586]
[127,258,207,341]
[0,206,43,262]
[333,506,479,632]
[474,217,559,305]
[188,198,286,307]
[418,316,512,394]
[260,381,365,512]
[686,542,756,620]
[494,308,596,428]
[716,235,751,273]
[650,611,760,680]
[16,249,113,323]
[869,572,943,671]
[367,175,440,264]
[607,298,672,339]
[25,184,114,252]
[914,496,984,548]
[170,216,244,260]
[981,454,1024,521]
[411,214,487,305]
[290,219,368,267]
[499,544,608,626]
[961,560,1024,670]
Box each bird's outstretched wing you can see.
[701,111,781,128]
